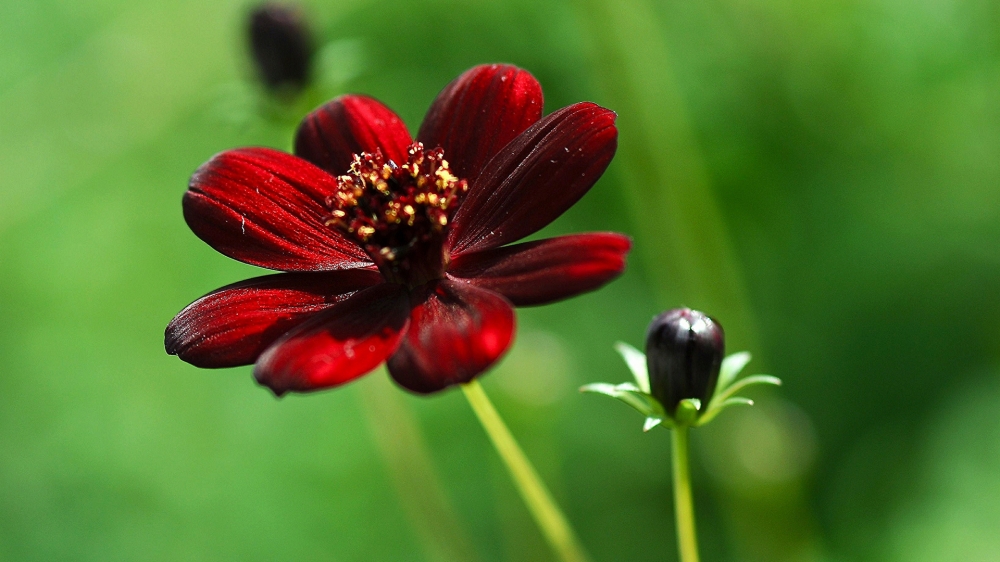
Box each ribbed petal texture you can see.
[387,281,515,393]
[295,95,413,174]
[254,283,410,395]
[184,148,370,271]
[449,233,631,306]
[448,103,618,254]
[166,269,382,368]
[417,64,543,181]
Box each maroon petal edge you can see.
[448,233,632,307]
[253,283,410,396]
[387,280,515,394]
[417,64,543,181]
[449,102,618,255]
[294,95,413,174]
[184,147,371,271]
[165,269,383,369]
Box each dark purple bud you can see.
[248,3,314,94]
[645,308,724,416]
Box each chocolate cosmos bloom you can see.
[165,64,630,395]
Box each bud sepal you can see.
[582,343,781,431]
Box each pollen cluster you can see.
[324,143,468,265]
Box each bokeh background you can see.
[2,0,1000,560]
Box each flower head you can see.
[166,64,631,396]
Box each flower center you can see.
[324,143,468,288]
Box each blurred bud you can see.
[248,3,314,94]
[645,308,724,416]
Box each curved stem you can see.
[672,426,700,562]
[461,380,591,562]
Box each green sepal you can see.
[697,396,754,425]
[698,372,781,426]
[714,375,781,405]
[613,342,650,393]
[717,351,752,391]
[580,382,664,419]
[674,398,701,427]
[643,417,664,432]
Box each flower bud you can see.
[248,3,314,94]
[645,308,724,417]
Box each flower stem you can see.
[671,426,700,562]
[358,374,482,562]
[461,380,591,562]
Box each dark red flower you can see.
[165,64,630,395]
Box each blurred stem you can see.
[572,0,759,353]
[461,380,591,562]
[672,426,700,562]
[358,374,483,562]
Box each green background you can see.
[2,0,999,560]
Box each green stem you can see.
[461,380,591,562]
[358,374,482,562]
[671,426,700,562]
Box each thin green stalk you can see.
[358,374,482,562]
[671,427,700,562]
[461,380,591,562]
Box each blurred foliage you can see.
[2,0,999,561]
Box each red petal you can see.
[184,148,371,271]
[387,280,515,394]
[448,233,632,306]
[417,64,543,181]
[253,283,410,396]
[448,102,618,255]
[165,269,383,368]
[294,95,413,174]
